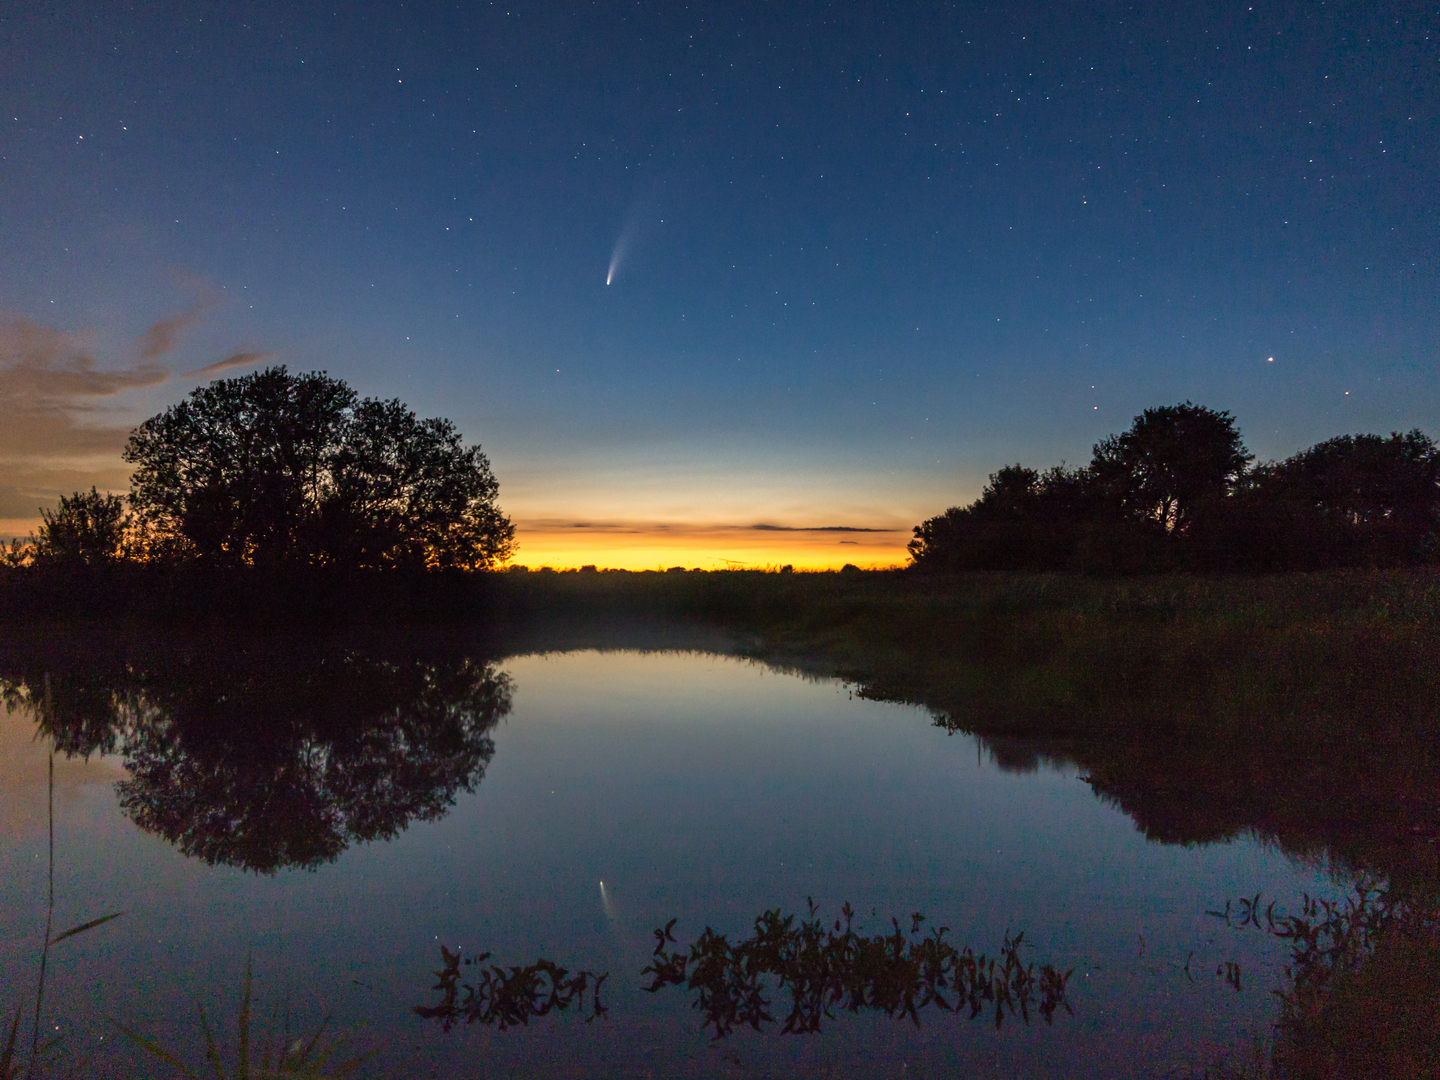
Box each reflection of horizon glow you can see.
[510,519,910,571]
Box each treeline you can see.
[3,366,514,573]
[909,403,1440,574]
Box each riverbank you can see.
[493,566,1440,885]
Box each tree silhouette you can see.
[1253,430,1440,566]
[906,406,1435,572]
[908,464,1097,571]
[1089,402,1251,535]
[123,366,514,569]
[33,488,130,566]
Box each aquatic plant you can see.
[641,899,1072,1039]
[412,947,608,1031]
[1211,876,1440,1078]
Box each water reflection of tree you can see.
[855,680,1439,892]
[0,630,511,873]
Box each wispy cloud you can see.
[527,519,899,534]
[0,316,167,458]
[184,351,274,378]
[138,299,213,360]
[0,300,275,534]
[747,523,894,533]
[0,311,177,531]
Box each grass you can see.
[1209,877,1440,1079]
[494,565,1440,740]
[110,957,377,1080]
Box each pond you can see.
[0,624,1351,1078]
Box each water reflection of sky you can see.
[1,649,1338,1078]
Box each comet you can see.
[606,194,660,285]
[606,231,630,286]
[599,879,617,921]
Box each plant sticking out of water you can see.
[1210,876,1440,1078]
[2,674,125,1080]
[640,898,1073,1039]
[109,955,377,1080]
[412,947,609,1031]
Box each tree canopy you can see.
[1089,402,1251,533]
[122,366,514,570]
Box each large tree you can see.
[1090,402,1251,534]
[123,366,515,569]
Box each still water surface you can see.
[0,642,1340,1077]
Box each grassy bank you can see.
[495,566,1439,740]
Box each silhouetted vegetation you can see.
[3,366,512,583]
[111,957,378,1080]
[640,899,1071,1038]
[123,366,514,569]
[414,948,609,1031]
[1212,878,1440,1078]
[412,901,1070,1043]
[32,488,132,567]
[0,627,510,872]
[1,366,517,622]
[909,404,1439,573]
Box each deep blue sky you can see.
[2,1,1436,564]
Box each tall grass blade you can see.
[198,1005,224,1080]
[291,1015,331,1066]
[51,911,125,945]
[26,702,55,1080]
[1,1005,22,1080]
[108,1017,199,1078]
[238,957,252,1079]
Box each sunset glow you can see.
[510,520,909,571]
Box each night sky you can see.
[3,1,1436,568]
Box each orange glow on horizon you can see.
[509,520,911,571]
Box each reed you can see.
[109,957,378,1080]
[1210,877,1440,1078]
[2,675,125,1080]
